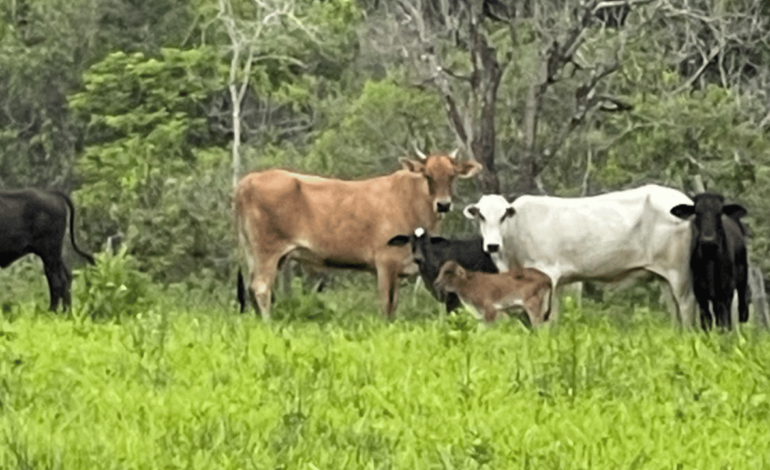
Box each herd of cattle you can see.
[233,150,750,331]
[0,149,752,331]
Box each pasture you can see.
[2,264,770,469]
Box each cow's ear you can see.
[724,204,748,219]
[387,235,411,247]
[429,236,449,246]
[455,160,482,179]
[670,204,695,219]
[464,205,480,220]
[399,157,425,173]
[455,264,467,278]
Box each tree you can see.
[69,48,228,281]
[364,0,644,195]
[215,0,360,186]
[0,0,198,190]
[217,0,296,187]
[0,0,99,188]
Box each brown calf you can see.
[235,151,481,319]
[434,260,552,325]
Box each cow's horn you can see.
[412,142,428,161]
[449,148,460,159]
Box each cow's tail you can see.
[55,191,96,265]
[234,186,250,313]
[537,281,553,325]
[237,269,247,313]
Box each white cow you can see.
[463,185,696,326]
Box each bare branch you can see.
[539,56,625,173]
[395,0,471,150]
[670,45,721,96]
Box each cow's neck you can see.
[392,170,439,232]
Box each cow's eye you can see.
[425,176,435,193]
[479,214,486,222]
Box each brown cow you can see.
[235,150,481,319]
[434,260,552,325]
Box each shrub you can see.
[73,247,154,320]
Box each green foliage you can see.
[598,85,769,192]
[70,48,224,145]
[0,0,96,187]
[93,0,195,54]
[2,290,770,468]
[0,0,197,188]
[70,48,232,282]
[73,247,154,320]
[302,79,453,177]
[0,258,50,311]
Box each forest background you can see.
[1,0,769,295]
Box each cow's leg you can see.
[738,283,750,324]
[445,293,462,313]
[543,276,560,324]
[482,302,499,323]
[697,297,713,332]
[251,254,282,320]
[659,270,696,329]
[713,298,732,331]
[42,257,67,312]
[525,287,550,327]
[520,302,537,326]
[737,262,750,324]
[60,264,73,310]
[375,261,400,320]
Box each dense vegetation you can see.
[3,278,770,469]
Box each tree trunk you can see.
[230,82,242,188]
[514,81,541,195]
[468,0,501,194]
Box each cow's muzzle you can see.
[486,244,500,253]
[436,201,452,213]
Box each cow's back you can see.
[427,238,497,276]
[0,189,69,267]
[236,169,434,267]
[506,185,692,282]
[0,189,66,238]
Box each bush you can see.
[73,247,154,320]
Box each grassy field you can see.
[2,267,770,469]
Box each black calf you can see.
[387,228,498,312]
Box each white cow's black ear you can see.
[463,205,480,220]
[387,235,411,247]
[723,204,748,219]
[670,204,695,219]
[430,236,449,246]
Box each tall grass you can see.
[1,279,770,469]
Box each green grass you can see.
[2,277,770,469]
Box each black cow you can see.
[0,189,95,311]
[387,228,498,312]
[671,193,749,331]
